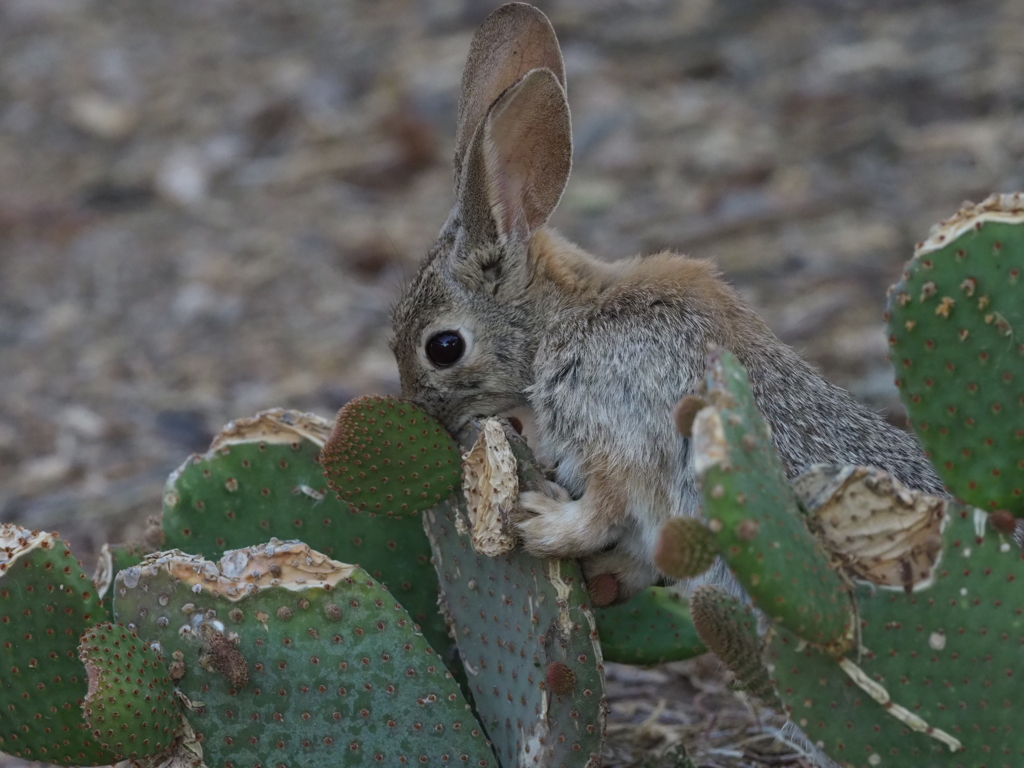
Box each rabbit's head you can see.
[390,4,572,433]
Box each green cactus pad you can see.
[0,525,116,766]
[886,193,1024,514]
[78,622,181,760]
[594,587,706,664]
[693,348,854,649]
[113,541,495,768]
[769,503,1024,767]
[160,408,451,664]
[423,496,607,767]
[689,586,780,709]
[322,395,461,514]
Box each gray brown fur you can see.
[390,3,944,601]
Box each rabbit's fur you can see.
[390,3,945,601]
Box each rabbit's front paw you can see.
[516,485,602,560]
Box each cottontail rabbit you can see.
[390,3,944,602]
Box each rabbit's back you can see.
[529,244,946,515]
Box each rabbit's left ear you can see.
[460,66,572,249]
[454,3,565,185]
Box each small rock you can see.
[68,93,137,140]
[61,405,107,440]
[21,454,74,490]
[155,147,209,206]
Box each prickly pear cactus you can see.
[78,622,181,760]
[423,419,607,767]
[886,193,1024,514]
[0,525,116,766]
[691,348,854,650]
[688,585,779,709]
[768,503,1024,767]
[160,408,451,661]
[322,395,461,514]
[594,587,706,665]
[112,540,495,768]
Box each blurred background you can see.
[1,1,1022,764]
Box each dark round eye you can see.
[426,330,465,367]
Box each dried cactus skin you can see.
[768,504,1024,767]
[594,587,706,665]
[160,408,451,666]
[886,193,1024,514]
[113,541,495,768]
[322,395,462,515]
[688,586,780,709]
[693,349,854,649]
[78,622,181,760]
[93,542,150,607]
[0,526,120,766]
[423,494,607,768]
[794,464,947,591]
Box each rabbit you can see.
[390,2,945,604]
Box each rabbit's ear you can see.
[460,66,571,251]
[454,3,565,184]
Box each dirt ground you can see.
[2,0,1022,766]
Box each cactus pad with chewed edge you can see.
[112,541,495,768]
[78,622,181,760]
[0,525,116,766]
[423,490,607,767]
[160,408,452,666]
[768,504,1024,767]
[886,193,1024,514]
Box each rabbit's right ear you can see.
[458,67,571,254]
[454,3,565,184]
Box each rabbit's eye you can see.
[426,331,465,367]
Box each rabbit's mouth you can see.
[451,396,528,434]
[407,385,528,440]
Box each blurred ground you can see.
[1,0,1022,766]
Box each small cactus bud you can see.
[545,662,575,695]
[990,509,1017,534]
[653,517,718,579]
